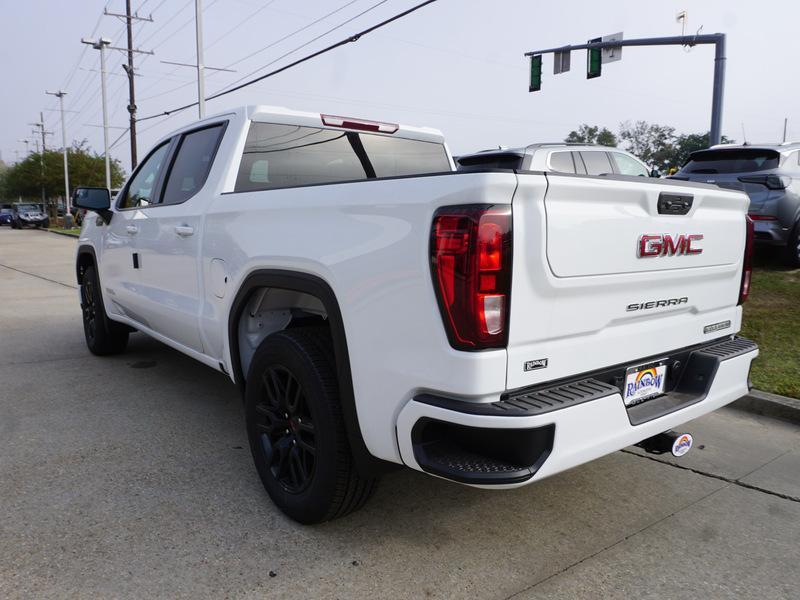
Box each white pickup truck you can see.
[73,105,758,523]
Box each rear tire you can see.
[245,327,377,524]
[81,264,129,355]
[787,222,800,268]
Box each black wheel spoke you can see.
[253,364,316,494]
[296,435,315,456]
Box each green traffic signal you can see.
[529,54,542,92]
[587,37,602,79]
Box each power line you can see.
[212,0,379,96]
[134,0,370,103]
[216,0,364,76]
[137,0,439,123]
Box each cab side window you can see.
[580,151,614,176]
[118,142,171,209]
[161,124,225,205]
[549,151,576,173]
[611,152,649,177]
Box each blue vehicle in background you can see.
[0,207,13,226]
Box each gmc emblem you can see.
[638,234,704,258]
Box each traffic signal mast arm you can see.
[524,33,725,56]
[523,33,727,145]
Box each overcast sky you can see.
[1,0,797,173]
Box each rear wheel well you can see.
[236,286,329,381]
[228,270,394,477]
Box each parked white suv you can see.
[457,143,657,177]
[73,106,757,523]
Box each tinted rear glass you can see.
[682,149,780,174]
[580,151,614,175]
[456,153,524,171]
[162,124,224,204]
[549,151,575,173]
[235,122,450,192]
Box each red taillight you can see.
[739,215,754,305]
[748,214,777,221]
[430,205,512,350]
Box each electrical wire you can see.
[136,0,439,123]
[135,0,361,103]
[212,0,385,95]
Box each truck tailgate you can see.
[506,173,750,390]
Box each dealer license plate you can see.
[622,361,667,406]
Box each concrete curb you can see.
[732,389,800,425]
[45,228,80,239]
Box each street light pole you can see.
[46,90,71,217]
[195,0,206,118]
[82,37,113,189]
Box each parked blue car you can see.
[0,207,13,226]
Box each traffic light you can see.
[529,54,542,92]
[587,37,602,79]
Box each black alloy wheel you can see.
[245,327,377,523]
[254,365,316,494]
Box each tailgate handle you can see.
[658,193,693,215]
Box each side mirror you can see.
[72,187,112,223]
[650,169,661,178]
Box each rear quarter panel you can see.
[201,172,518,463]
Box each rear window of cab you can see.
[235,122,451,192]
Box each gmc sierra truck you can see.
[73,106,758,524]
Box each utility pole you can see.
[46,90,71,218]
[82,37,112,189]
[17,139,30,156]
[195,0,206,118]
[783,118,788,143]
[104,3,153,169]
[525,33,728,145]
[29,113,52,211]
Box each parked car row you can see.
[0,203,50,229]
[456,140,799,267]
[456,143,658,177]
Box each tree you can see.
[565,124,618,147]
[1,140,125,212]
[618,121,677,172]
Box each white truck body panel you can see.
[78,105,757,488]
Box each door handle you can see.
[126,225,138,235]
[174,225,194,237]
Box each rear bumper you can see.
[752,218,790,245]
[396,337,758,487]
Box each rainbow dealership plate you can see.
[622,360,668,406]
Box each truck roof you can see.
[158,105,446,146]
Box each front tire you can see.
[81,264,129,355]
[245,327,377,524]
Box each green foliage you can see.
[0,140,125,205]
[564,121,735,172]
[740,264,800,399]
[565,124,618,147]
[618,121,676,172]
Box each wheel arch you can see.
[228,269,391,476]
[76,244,98,286]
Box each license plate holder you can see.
[622,359,668,407]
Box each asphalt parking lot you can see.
[1,227,799,599]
